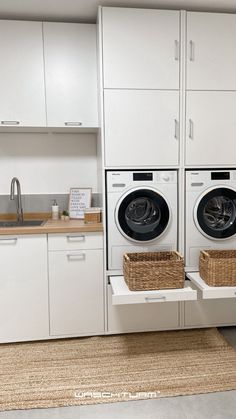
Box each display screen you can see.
[211,172,230,180]
[133,173,153,181]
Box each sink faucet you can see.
[10,177,23,223]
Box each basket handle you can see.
[174,251,183,260]
[201,250,209,259]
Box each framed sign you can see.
[69,188,92,219]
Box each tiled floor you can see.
[0,327,235,419]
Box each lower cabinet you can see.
[184,273,236,327]
[0,235,49,343]
[48,233,104,336]
[184,299,236,327]
[107,284,180,333]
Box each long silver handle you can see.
[189,40,194,61]
[67,252,85,260]
[174,119,179,139]
[145,296,166,302]
[64,122,82,126]
[174,40,179,61]
[1,120,20,125]
[189,119,194,139]
[0,238,18,244]
[67,235,85,242]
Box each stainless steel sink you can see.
[0,220,45,227]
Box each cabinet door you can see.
[187,12,236,90]
[107,285,179,333]
[0,21,46,127]
[184,299,236,327]
[102,7,180,89]
[43,22,98,128]
[185,91,236,166]
[104,89,179,167]
[49,249,104,336]
[0,235,48,343]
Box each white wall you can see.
[0,132,98,194]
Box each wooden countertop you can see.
[0,215,103,235]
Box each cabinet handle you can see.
[145,296,166,302]
[64,122,82,127]
[189,40,194,61]
[174,40,179,61]
[67,235,85,242]
[174,119,179,139]
[189,119,194,139]
[0,238,17,244]
[1,120,20,125]
[67,252,85,260]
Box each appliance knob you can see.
[162,175,170,182]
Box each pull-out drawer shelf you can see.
[110,276,197,305]
[187,272,236,299]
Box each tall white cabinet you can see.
[0,20,46,127]
[185,11,236,166]
[101,7,180,168]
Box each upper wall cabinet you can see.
[43,23,98,128]
[0,21,46,127]
[102,7,180,89]
[187,12,236,90]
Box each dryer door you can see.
[116,187,170,242]
[194,187,236,239]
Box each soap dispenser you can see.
[52,199,59,220]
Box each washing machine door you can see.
[115,187,170,242]
[194,187,236,239]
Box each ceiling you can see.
[0,0,236,22]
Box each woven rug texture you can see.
[0,328,236,411]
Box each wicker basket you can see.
[199,250,236,287]
[123,251,185,291]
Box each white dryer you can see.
[186,170,236,271]
[106,170,178,271]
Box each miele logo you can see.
[111,173,120,176]
[191,172,199,175]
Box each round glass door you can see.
[116,188,170,242]
[195,187,236,239]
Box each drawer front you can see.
[107,284,180,333]
[48,232,103,251]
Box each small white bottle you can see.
[52,199,59,220]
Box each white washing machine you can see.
[106,170,178,271]
[186,170,236,271]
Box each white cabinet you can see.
[107,284,180,333]
[0,20,46,127]
[185,91,236,166]
[102,7,180,89]
[187,12,236,90]
[48,233,104,336]
[104,89,179,167]
[0,235,49,343]
[43,22,98,128]
[185,274,236,327]
[184,299,236,327]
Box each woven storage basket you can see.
[123,251,185,291]
[199,249,236,287]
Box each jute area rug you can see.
[0,328,236,411]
